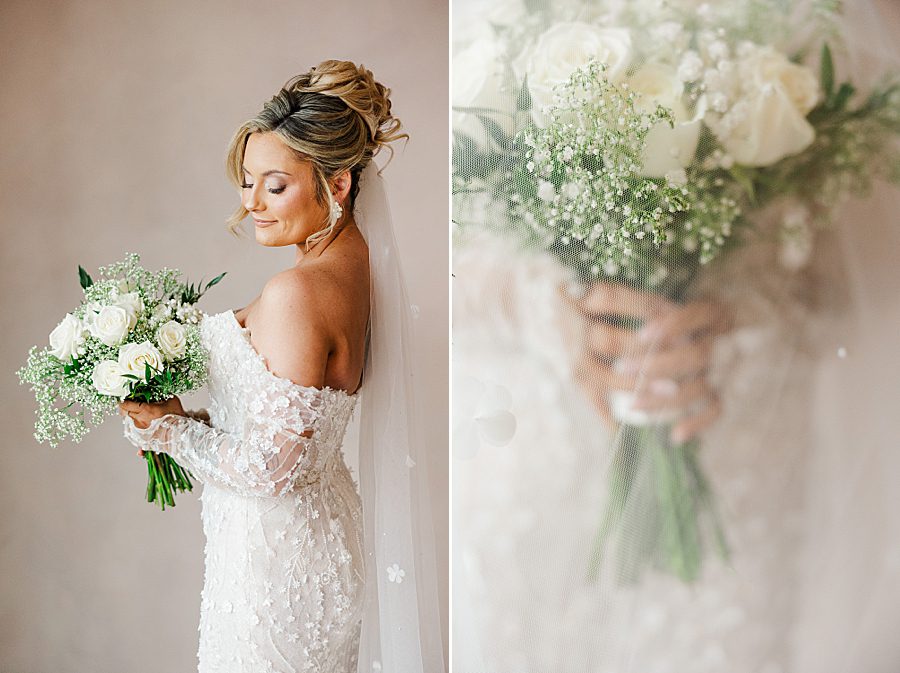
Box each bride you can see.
[119,60,442,673]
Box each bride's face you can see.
[240,132,327,247]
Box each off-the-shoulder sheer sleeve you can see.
[121,385,324,497]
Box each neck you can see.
[295,215,357,265]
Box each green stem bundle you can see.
[587,424,730,586]
[144,452,193,510]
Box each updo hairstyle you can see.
[225,59,407,242]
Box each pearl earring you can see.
[329,199,344,227]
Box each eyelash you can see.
[241,183,286,195]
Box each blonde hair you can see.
[225,60,407,242]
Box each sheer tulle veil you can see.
[352,162,445,672]
[452,0,900,669]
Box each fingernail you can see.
[613,358,640,374]
[649,379,678,397]
[638,325,658,343]
[561,281,586,300]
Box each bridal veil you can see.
[353,162,445,672]
[452,0,900,670]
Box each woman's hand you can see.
[118,397,187,456]
[562,281,732,443]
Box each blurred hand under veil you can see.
[451,1,900,671]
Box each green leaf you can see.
[204,272,227,292]
[516,76,533,112]
[728,166,757,205]
[821,43,835,102]
[452,104,511,116]
[830,82,856,112]
[78,265,94,290]
[474,113,512,150]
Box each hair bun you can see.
[288,60,406,156]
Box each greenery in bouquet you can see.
[452,0,900,583]
[17,253,226,510]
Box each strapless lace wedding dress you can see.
[122,310,364,673]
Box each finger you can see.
[565,282,676,321]
[671,393,722,443]
[616,337,714,380]
[574,352,640,392]
[639,300,732,345]
[585,321,645,358]
[630,376,713,412]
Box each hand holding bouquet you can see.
[17,253,226,510]
[453,0,900,583]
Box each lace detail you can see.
[121,311,365,672]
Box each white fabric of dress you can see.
[452,210,835,672]
[122,309,365,673]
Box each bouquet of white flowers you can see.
[17,253,226,510]
[453,0,900,582]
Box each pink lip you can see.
[253,219,277,228]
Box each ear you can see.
[331,170,352,204]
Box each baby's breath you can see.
[501,61,741,296]
[17,253,222,447]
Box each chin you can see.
[254,227,284,247]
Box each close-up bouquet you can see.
[17,253,225,510]
[453,0,900,583]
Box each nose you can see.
[243,185,262,213]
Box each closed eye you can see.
[241,183,286,195]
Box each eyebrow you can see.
[241,166,292,177]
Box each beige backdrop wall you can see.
[0,1,448,671]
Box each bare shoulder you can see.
[260,265,334,315]
[249,267,333,389]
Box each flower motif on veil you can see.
[386,563,406,583]
[452,374,517,459]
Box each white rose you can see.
[113,291,143,331]
[48,313,87,361]
[91,360,130,398]
[453,38,514,147]
[453,0,525,47]
[628,64,702,178]
[156,320,187,361]
[515,23,632,114]
[89,305,130,347]
[714,45,819,167]
[118,341,165,383]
